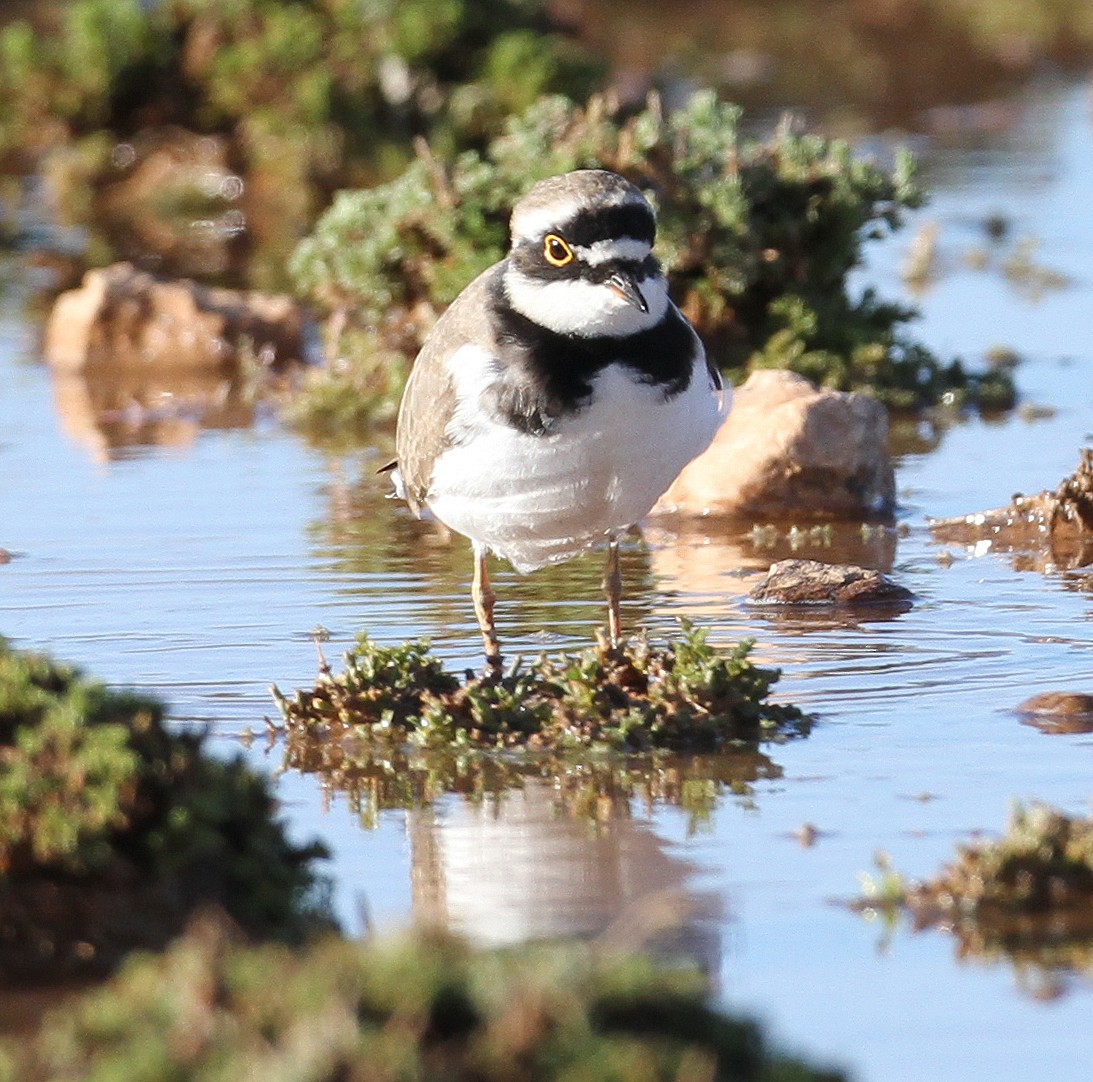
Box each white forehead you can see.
[510,189,651,244]
[575,237,652,266]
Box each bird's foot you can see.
[482,651,504,679]
[595,626,625,658]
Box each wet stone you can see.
[1016,691,1093,735]
[747,558,914,607]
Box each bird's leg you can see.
[472,543,502,670]
[602,538,622,649]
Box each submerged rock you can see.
[747,558,913,607]
[656,370,894,519]
[930,448,1093,570]
[1016,691,1093,735]
[44,262,310,374]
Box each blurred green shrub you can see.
[0,0,600,179]
[0,640,331,978]
[0,915,846,1082]
[290,90,1014,434]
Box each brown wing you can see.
[394,263,504,516]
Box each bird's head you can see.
[502,170,669,338]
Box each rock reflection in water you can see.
[42,261,310,461]
[49,367,259,463]
[647,515,902,631]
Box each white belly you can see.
[427,347,725,573]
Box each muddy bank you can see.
[931,448,1093,570]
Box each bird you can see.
[389,168,727,666]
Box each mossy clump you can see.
[273,621,809,760]
[290,90,1014,434]
[857,803,1093,981]
[0,640,331,979]
[0,915,845,1082]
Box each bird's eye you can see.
[543,233,575,267]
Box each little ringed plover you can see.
[390,169,727,665]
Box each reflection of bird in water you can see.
[388,170,725,666]
[408,780,722,981]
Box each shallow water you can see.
[2,75,1093,1081]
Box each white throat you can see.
[503,267,670,338]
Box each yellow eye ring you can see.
[543,233,575,267]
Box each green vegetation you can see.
[857,803,1093,991]
[0,915,845,1082]
[273,621,809,760]
[0,0,598,178]
[291,91,1014,436]
[860,802,1093,919]
[0,640,331,978]
[0,0,1023,421]
[0,0,599,284]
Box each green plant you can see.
[273,621,809,758]
[0,915,846,1082]
[0,640,331,978]
[855,803,1093,990]
[291,90,1014,431]
[0,0,599,180]
[0,0,602,285]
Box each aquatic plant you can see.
[863,802,1093,917]
[0,640,331,978]
[0,914,846,1082]
[273,621,809,765]
[290,90,1014,435]
[857,803,1093,991]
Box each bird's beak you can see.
[606,270,649,313]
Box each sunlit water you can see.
[2,75,1092,1082]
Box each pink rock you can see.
[656,370,894,518]
[44,262,307,374]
